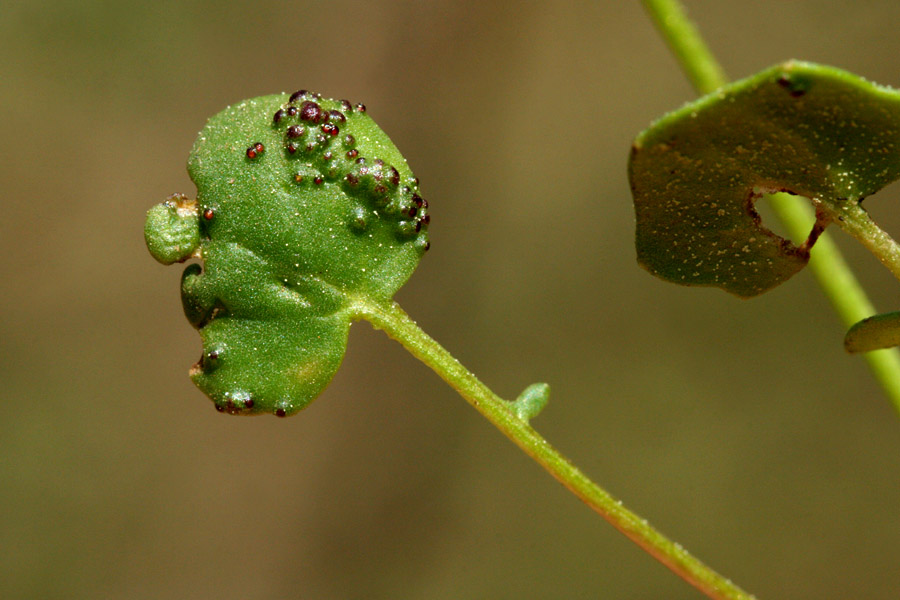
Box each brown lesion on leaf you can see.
[746,186,829,258]
[804,211,829,251]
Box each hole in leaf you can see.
[755,191,818,247]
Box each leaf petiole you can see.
[352,297,756,600]
[815,198,900,284]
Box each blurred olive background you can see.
[3,1,900,598]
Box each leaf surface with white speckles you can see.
[630,61,900,297]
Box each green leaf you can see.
[145,91,430,416]
[845,311,900,353]
[512,382,550,422]
[144,194,201,265]
[629,61,900,298]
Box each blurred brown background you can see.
[3,1,900,598]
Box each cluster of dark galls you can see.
[246,89,430,253]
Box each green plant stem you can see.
[642,0,900,415]
[642,0,726,94]
[353,298,756,600]
[776,194,900,412]
[817,200,900,283]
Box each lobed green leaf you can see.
[146,91,430,416]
